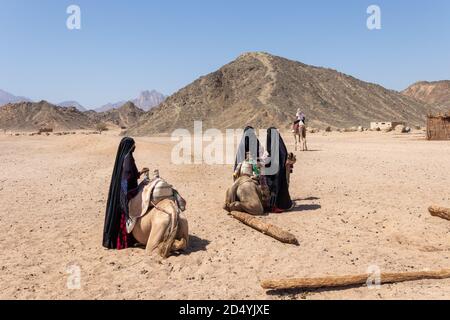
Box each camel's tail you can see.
[157,200,179,258]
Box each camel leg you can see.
[304,129,308,151]
[172,212,189,251]
[224,188,232,211]
[294,134,298,151]
[302,132,308,151]
[145,212,171,254]
[229,199,264,216]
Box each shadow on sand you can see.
[184,235,210,255]
[290,204,321,212]
[295,149,322,152]
[265,283,365,297]
[293,196,320,201]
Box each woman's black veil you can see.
[265,127,293,210]
[234,126,261,171]
[103,137,135,249]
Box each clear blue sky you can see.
[1,0,449,108]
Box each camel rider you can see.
[296,109,306,123]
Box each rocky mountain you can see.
[402,80,450,110]
[133,90,166,111]
[0,101,96,131]
[96,90,165,112]
[126,52,438,135]
[0,89,31,106]
[57,101,87,112]
[88,101,144,129]
[95,101,127,113]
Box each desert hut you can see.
[427,113,450,140]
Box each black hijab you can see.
[234,126,261,171]
[265,127,293,210]
[103,137,136,249]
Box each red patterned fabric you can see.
[116,211,128,250]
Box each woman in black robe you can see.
[264,127,293,212]
[103,137,142,249]
[234,126,262,171]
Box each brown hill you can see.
[0,101,96,131]
[87,101,144,129]
[126,52,438,135]
[402,80,450,110]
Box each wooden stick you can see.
[261,269,450,291]
[230,211,299,245]
[429,206,450,221]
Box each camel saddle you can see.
[126,177,186,233]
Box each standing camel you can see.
[293,122,307,151]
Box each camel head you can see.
[287,152,296,164]
[286,152,297,172]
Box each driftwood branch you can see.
[230,211,299,245]
[261,269,450,291]
[428,206,450,221]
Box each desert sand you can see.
[0,130,449,300]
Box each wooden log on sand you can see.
[261,269,450,291]
[230,211,299,245]
[428,206,450,221]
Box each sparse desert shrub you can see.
[96,123,109,134]
[38,128,53,133]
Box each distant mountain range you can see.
[94,101,127,113]
[0,100,147,131]
[0,89,31,106]
[0,101,95,131]
[87,101,144,129]
[0,89,165,113]
[95,90,166,112]
[2,54,449,135]
[126,52,448,135]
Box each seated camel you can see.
[225,151,296,215]
[224,175,265,216]
[128,178,189,258]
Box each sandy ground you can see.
[0,129,449,300]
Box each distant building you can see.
[370,121,405,131]
[427,113,450,140]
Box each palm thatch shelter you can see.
[427,112,450,140]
